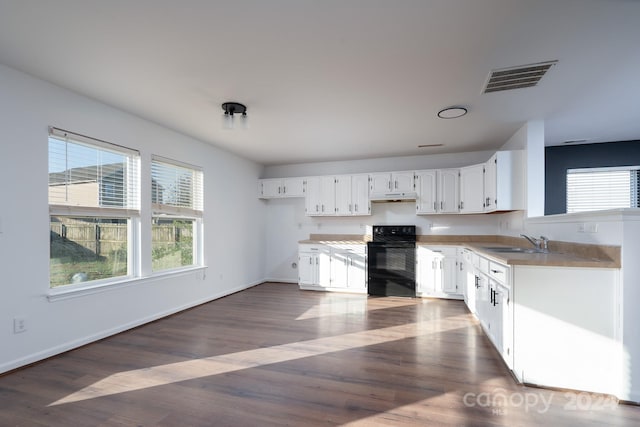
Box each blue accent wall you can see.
[545,140,640,215]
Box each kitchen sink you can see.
[482,246,544,254]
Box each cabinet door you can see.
[417,247,436,294]
[334,175,352,216]
[259,179,282,198]
[304,177,322,215]
[438,169,459,213]
[317,250,332,286]
[282,177,305,198]
[484,154,497,211]
[475,273,490,329]
[330,251,349,287]
[415,170,437,214]
[298,253,317,285]
[460,164,485,213]
[487,280,503,351]
[392,172,415,192]
[369,173,392,194]
[351,174,371,215]
[347,252,367,290]
[319,176,336,215]
[441,256,458,294]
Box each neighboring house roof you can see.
[49,163,125,186]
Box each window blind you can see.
[567,167,639,213]
[48,127,140,215]
[151,156,203,217]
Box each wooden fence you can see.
[51,222,192,256]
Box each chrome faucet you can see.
[539,236,550,253]
[521,234,550,253]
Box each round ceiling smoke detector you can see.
[437,106,468,119]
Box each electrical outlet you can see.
[577,223,586,233]
[586,223,599,233]
[13,317,26,334]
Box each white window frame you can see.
[48,127,141,290]
[150,155,204,273]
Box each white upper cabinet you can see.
[484,150,525,212]
[258,177,305,199]
[415,169,459,214]
[393,171,415,192]
[351,174,371,216]
[334,175,352,216]
[304,177,323,215]
[415,170,437,214]
[369,173,392,194]
[438,169,460,214]
[306,175,371,217]
[369,171,415,198]
[459,164,485,213]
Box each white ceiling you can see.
[1,0,639,165]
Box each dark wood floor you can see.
[1,283,638,426]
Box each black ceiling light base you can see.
[222,102,247,115]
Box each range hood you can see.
[369,191,417,202]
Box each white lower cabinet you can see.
[416,246,462,299]
[298,244,366,292]
[467,251,513,369]
[298,245,331,287]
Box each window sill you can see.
[47,265,207,302]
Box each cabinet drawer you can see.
[489,261,509,284]
[478,256,490,275]
[299,244,328,253]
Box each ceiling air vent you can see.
[483,60,558,93]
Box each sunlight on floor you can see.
[49,315,468,406]
[295,299,417,320]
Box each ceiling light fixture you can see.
[437,106,467,119]
[418,144,444,148]
[221,102,248,130]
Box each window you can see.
[48,127,140,288]
[151,157,203,272]
[566,166,640,213]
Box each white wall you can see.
[0,64,266,373]
[500,120,545,217]
[263,150,494,178]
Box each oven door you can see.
[367,242,416,297]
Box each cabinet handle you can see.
[278,186,281,194]
[490,269,502,274]
[475,275,480,288]
[440,201,443,210]
[460,201,464,209]
[349,203,352,212]
[322,205,325,212]
[309,257,313,265]
[440,260,443,269]
[315,204,319,212]
[490,288,495,304]
[283,186,286,194]
[434,201,437,211]
[355,203,358,212]
[394,180,398,189]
